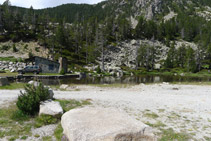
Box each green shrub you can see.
[12,44,18,52]
[17,83,52,115]
[24,44,28,50]
[60,68,65,75]
[1,45,10,51]
[11,110,30,121]
[96,66,101,74]
[35,47,40,52]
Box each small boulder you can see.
[10,68,16,72]
[48,88,54,99]
[39,100,63,117]
[60,84,69,90]
[28,81,40,87]
[0,77,9,86]
[61,107,156,141]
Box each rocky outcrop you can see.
[39,100,63,116]
[61,107,156,141]
[0,61,27,72]
[97,39,198,72]
[97,39,168,71]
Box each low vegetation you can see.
[17,83,52,115]
[54,124,63,141]
[56,99,91,112]
[159,128,191,141]
[0,83,25,90]
[0,99,92,140]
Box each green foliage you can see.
[28,52,34,59]
[42,136,52,141]
[12,44,18,52]
[160,128,190,141]
[16,83,52,115]
[54,124,63,141]
[56,99,91,112]
[0,57,18,62]
[0,45,10,51]
[35,47,40,52]
[59,68,66,75]
[34,115,58,128]
[0,0,210,73]
[11,110,30,121]
[96,66,101,74]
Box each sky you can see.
[0,0,105,9]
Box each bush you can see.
[96,66,101,74]
[60,68,65,75]
[17,83,52,115]
[11,110,30,121]
[12,44,18,52]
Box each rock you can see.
[10,68,16,72]
[154,64,161,69]
[61,107,156,141]
[60,84,69,90]
[180,73,185,76]
[48,88,54,99]
[39,100,63,116]
[0,77,9,86]
[28,81,40,87]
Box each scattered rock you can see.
[10,69,16,72]
[28,80,40,87]
[0,77,9,86]
[61,107,156,141]
[39,100,63,117]
[48,88,54,99]
[172,87,179,90]
[60,84,69,90]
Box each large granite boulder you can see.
[39,100,63,117]
[61,107,156,141]
[0,77,9,86]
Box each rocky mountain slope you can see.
[1,0,211,73]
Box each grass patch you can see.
[56,99,91,112]
[0,72,18,77]
[34,115,58,128]
[158,109,165,113]
[145,121,166,128]
[167,112,181,119]
[171,81,211,85]
[0,57,18,62]
[42,136,52,141]
[0,99,91,140]
[54,124,63,141]
[0,83,25,90]
[88,83,133,88]
[144,112,159,119]
[0,103,33,140]
[159,128,191,141]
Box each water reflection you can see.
[17,75,211,85]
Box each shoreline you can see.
[0,84,211,140]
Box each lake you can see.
[17,75,211,85]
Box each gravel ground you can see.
[0,83,211,140]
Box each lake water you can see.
[18,75,211,85]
